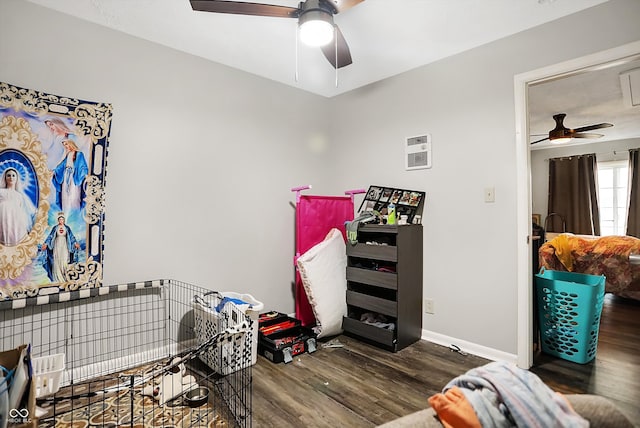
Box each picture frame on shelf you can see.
[358,185,425,224]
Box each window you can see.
[597,160,628,236]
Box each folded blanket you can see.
[431,361,588,428]
[548,234,574,271]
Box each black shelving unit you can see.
[342,224,423,352]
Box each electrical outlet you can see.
[424,298,435,314]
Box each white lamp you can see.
[299,8,334,47]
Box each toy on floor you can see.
[142,358,200,406]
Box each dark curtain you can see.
[547,154,600,235]
[626,148,640,237]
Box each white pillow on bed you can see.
[296,228,347,338]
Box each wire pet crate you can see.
[0,279,253,427]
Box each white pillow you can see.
[296,228,347,338]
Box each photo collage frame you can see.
[358,186,425,224]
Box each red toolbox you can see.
[258,311,317,363]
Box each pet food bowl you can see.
[184,386,209,407]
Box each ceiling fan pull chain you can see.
[334,26,338,88]
[295,25,300,82]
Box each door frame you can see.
[514,40,640,368]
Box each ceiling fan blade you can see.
[572,122,614,133]
[531,136,550,145]
[330,0,365,13]
[320,25,352,68]
[571,132,604,139]
[190,0,299,18]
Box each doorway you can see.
[514,40,640,368]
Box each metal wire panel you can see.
[0,279,252,427]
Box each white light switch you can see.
[484,187,495,203]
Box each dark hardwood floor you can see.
[252,335,489,427]
[531,293,640,425]
[252,294,640,427]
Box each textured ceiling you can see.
[529,58,640,148]
[25,0,607,97]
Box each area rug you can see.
[37,363,229,427]
[40,390,226,427]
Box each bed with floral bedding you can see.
[538,233,640,300]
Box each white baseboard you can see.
[421,329,518,364]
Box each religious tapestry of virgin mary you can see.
[0,82,112,301]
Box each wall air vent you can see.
[405,134,432,170]
[620,68,640,108]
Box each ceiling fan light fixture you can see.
[549,128,572,143]
[547,113,572,144]
[299,9,334,47]
[549,136,572,144]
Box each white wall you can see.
[1,0,333,314]
[531,138,640,223]
[326,0,640,354]
[2,0,640,356]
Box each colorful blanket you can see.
[539,234,640,300]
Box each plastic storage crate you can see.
[32,353,65,398]
[535,268,605,364]
[193,291,263,375]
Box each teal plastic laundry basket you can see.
[535,268,605,364]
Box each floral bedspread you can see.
[538,234,640,300]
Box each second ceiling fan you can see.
[189,0,365,69]
[531,113,614,145]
